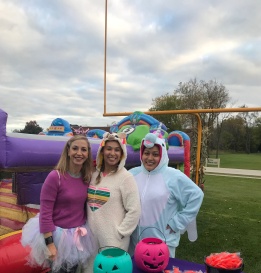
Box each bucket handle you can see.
[139,227,167,243]
[98,246,126,254]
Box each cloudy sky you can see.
[1,0,261,132]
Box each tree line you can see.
[14,78,261,157]
[13,121,43,135]
[149,78,261,155]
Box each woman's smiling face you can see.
[68,139,89,167]
[141,145,161,171]
[102,140,123,168]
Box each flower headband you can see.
[72,126,89,136]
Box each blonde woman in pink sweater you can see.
[22,135,96,273]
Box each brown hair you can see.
[55,135,93,183]
[95,140,123,185]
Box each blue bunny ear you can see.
[143,133,157,148]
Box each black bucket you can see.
[205,262,244,273]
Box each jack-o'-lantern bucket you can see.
[93,246,132,273]
[134,228,170,272]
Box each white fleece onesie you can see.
[128,132,204,257]
[87,132,141,251]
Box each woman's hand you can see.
[47,243,57,261]
[44,232,57,261]
[166,224,176,234]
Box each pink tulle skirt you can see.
[21,214,97,272]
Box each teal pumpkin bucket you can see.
[93,246,132,273]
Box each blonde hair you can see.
[55,135,93,183]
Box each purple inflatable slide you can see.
[0,108,187,205]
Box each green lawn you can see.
[176,175,261,273]
[208,153,261,170]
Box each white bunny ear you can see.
[117,132,127,139]
[103,132,110,138]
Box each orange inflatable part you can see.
[0,230,50,273]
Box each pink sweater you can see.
[40,170,88,233]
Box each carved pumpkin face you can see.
[94,247,132,273]
[134,238,170,272]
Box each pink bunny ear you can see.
[144,140,152,146]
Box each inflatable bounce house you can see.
[0,108,190,273]
[42,117,74,136]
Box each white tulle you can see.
[21,214,97,272]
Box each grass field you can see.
[176,175,261,273]
[209,152,261,170]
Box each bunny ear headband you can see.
[100,132,127,147]
[144,122,165,148]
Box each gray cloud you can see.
[1,0,260,132]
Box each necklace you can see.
[68,171,82,178]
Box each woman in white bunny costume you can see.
[128,132,204,258]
